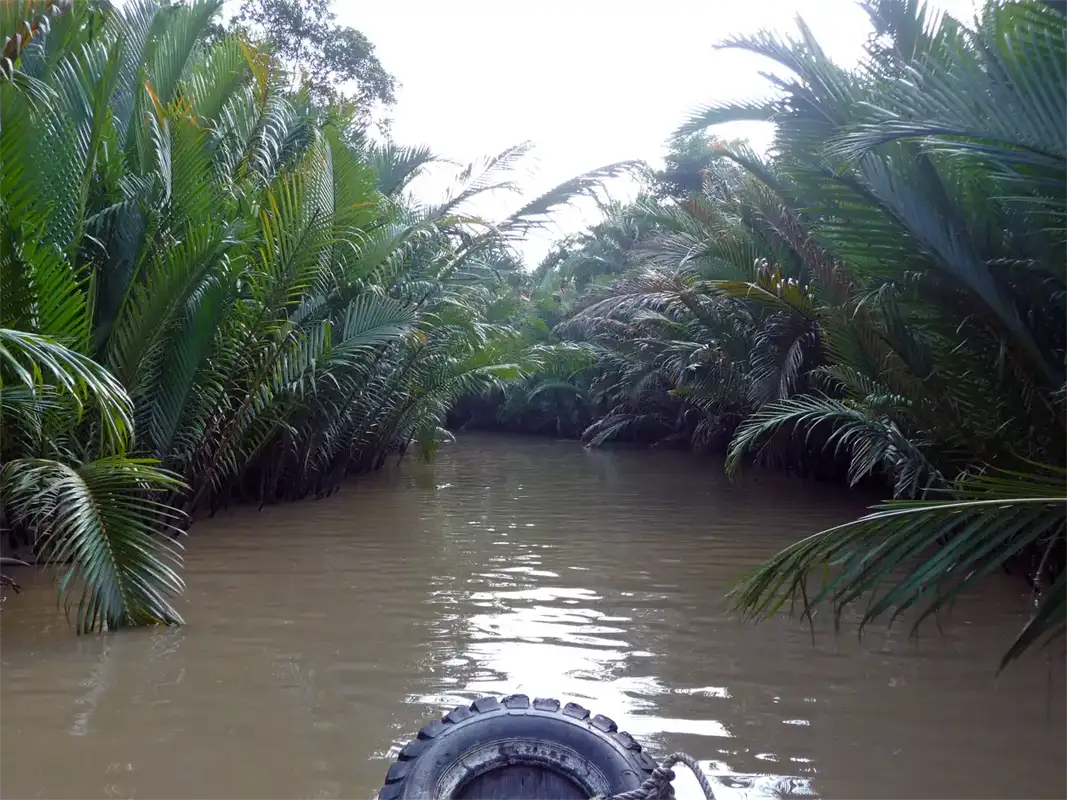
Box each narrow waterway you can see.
[1,435,1063,799]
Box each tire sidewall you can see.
[391,702,652,799]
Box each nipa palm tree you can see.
[0,0,640,630]
[533,0,1065,668]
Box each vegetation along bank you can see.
[0,0,1063,671]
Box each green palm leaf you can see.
[729,464,1066,671]
[0,327,134,451]
[364,141,437,197]
[0,457,187,633]
[726,393,943,496]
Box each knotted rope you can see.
[598,752,716,800]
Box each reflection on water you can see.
[1,435,1064,799]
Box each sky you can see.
[344,0,979,267]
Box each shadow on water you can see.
[1,434,1064,799]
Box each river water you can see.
[1,435,1064,799]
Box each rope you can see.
[598,752,716,800]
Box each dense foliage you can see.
[458,0,1067,668]
[0,0,628,629]
[1,0,1063,670]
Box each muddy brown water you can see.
[1,435,1064,799]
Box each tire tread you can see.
[378,695,658,800]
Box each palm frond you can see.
[729,464,1066,671]
[1,457,187,633]
[500,161,647,237]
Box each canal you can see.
[2,435,1063,798]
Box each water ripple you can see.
[1,435,1063,799]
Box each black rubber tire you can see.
[378,695,663,800]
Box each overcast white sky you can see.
[345,0,978,266]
